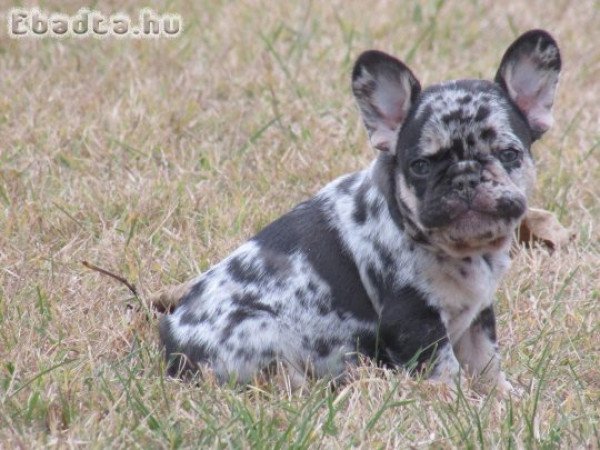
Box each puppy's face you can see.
[397,81,535,256]
[352,30,561,257]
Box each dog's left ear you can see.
[352,50,421,153]
[495,30,561,139]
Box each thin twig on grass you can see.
[81,260,138,297]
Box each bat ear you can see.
[352,50,421,153]
[495,30,561,139]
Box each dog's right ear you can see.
[352,51,421,153]
[495,30,561,140]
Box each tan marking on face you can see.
[484,159,513,181]
[512,157,536,196]
[397,175,419,217]
[418,121,452,156]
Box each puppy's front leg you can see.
[377,290,460,385]
[453,305,513,394]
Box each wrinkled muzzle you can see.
[417,161,528,256]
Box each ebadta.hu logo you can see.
[7,8,182,38]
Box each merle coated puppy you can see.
[160,30,561,391]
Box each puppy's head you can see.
[352,30,561,257]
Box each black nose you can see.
[449,161,481,201]
[495,196,526,219]
[452,172,480,191]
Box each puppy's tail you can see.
[148,278,197,313]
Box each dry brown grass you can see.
[0,0,598,448]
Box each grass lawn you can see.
[0,0,598,448]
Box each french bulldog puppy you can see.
[160,30,561,391]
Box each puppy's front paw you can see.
[477,372,523,398]
[470,371,523,398]
[495,372,523,398]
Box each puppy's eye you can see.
[497,148,520,163]
[410,159,430,176]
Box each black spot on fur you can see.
[337,173,358,195]
[231,293,278,316]
[480,127,497,141]
[473,306,497,342]
[377,286,448,371]
[179,279,206,308]
[301,335,311,349]
[228,257,261,284]
[366,264,395,308]
[462,257,472,264]
[252,197,377,322]
[369,200,382,219]
[353,329,383,363]
[442,109,465,124]
[261,348,275,359]
[352,182,369,225]
[466,133,476,147]
[475,105,490,121]
[458,95,472,104]
[482,254,493,270]
[159,317,212,378]
[314,338,332,357]
[180,310,210,326]
[450,138,466,159]
[459,268,468,278]
[373,241,394,268]
[317,303,330,316]
[295,288,309,307]
[235,348,253,362]
[221,306,270,342]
